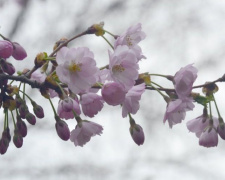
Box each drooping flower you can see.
[187,112,219,148]
[163,98,194,128]
[56,47,99,94]
[199,127,218,147]
[80,93,104,117]
[122,83,145,117]
[186,115,209,137]
[57,96,81,120]
[0,40,13,59]
[108,45,139,90]
[114,23,146,60]
[101,82,127,106]
[173,64,198,99]
[70,120,103,147]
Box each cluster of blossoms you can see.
[0,22,224,154]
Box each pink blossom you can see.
[80,93,104,117]
[114,23,146,60]
[56,47,98,94]
[173,64,198,99]
[108,45,139,90]
[101,82,127,106]
[199,127,218,147]
[70,120,103,147]
[0,40,13,59]
[187,115,219,147]
[57,97,81,120]
[12,42,27,60]
[30,69,46,83]
[130,124,145,146]
[122,83,145,117]
[163,98,194,128]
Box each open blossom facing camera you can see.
[70,120,103,147]
[173,64,198,99]
[114,23,146,60]
[108,45,139,90]
[56,47,98,94]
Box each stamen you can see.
[68,62,82,72]
[112,64,125,73]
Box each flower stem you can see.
[104,30,117,38]
[48,98,57,116]
[11,111,16,128]
[213,94,222,118]
[101,35,114,50]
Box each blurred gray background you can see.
[1,0,225,179]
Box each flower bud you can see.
[217,121,225,140]
[15,95,24,108]
[25,112,36,125]
[16,117,27,137]
[31,101,44,118]
[0,138,8,154]
[34,52,46,68]
[130,124,145,146]
[0,59,15,75]
[13,128,23,148]
[55,118,70,141]
[86,22,105,36]
[0,40,13,59]
[12,42,27,60]
[19,103,28,119]
[2,127,11,143]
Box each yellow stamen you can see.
[68,62,82,72]
[126,35,133,46]
[112,65,125,73]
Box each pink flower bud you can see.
[25,112,36,125]
[55,119,70,141]
[16,118,27,137]
[101,82,127,106]
[0,59,15,75]
[12,42,27,60]
[13,129,23,148]
[31,101,44,118]
[0,138,9,154]
[19,104,28,119]
[217,122,225,140]
[130,124,145,146]
[0,40,13,59]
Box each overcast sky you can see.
[1,0,225,180]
